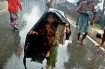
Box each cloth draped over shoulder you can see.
[78,9,93,33]
[55,24,66,45]
[7,0,22,12]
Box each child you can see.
[29,13,57,69]
[29,13,70,69]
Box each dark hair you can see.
[46,12,55,18]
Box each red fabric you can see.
[7,0,22,12]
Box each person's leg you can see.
[80,32,88,45]
[46,65,50,69]
[100,37,105,46]
[9,12,19,30]
[100,30,105,46]
[51,66,55,69]
[10,12,15,27]
[14,12,18,26]
[13,12,19,30]
[77,33,80,41]
[101,30,105,46]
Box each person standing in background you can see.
[46,0,54,10]
[76,0,94,45]
[7,0,22,31]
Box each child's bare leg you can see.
[46,65,50,69]
[51,66,55,69]
[46,43,55,57]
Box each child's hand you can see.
[29,31,38,35]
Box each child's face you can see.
[47,15,54,24]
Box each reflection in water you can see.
[14,45,22,58]
[3,30,24,69]
[12,30,22,58]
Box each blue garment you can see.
[78,9,93,33]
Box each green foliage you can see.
[94,23,102,29]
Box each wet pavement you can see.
[0,0,105,69]
[64,25,105,69]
